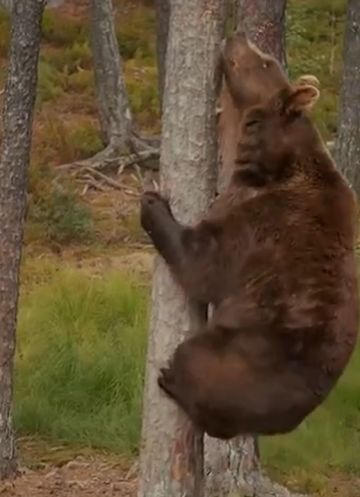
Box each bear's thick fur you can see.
[140,39,359,440]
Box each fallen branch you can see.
[83,167,139,196]
[80,175,108,192]
[57,147,160,174]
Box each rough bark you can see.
[237,0,287,67]
[0,0,44,479]
[155,0,170,111]
[137,1,226,497]
[89,0,133,152]
[335,0,360,195]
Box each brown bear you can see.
[217,31,320,192]
[140,42,359,440]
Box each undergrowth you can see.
[15,268,148,454]
[287,0,346,139]
[27,164,93,244]
[14,259,360,484]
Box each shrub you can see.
[40,117,102,164]
[68,121,103,158]
[32,190,93,244]
[47,41,93,74]
[67,69,94,93]
[37,60,64,105]
[42,11,87,46]
[27,164,93,245]
[125,60,159,130]
[116,6,156,62]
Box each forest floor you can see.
[0,455,137,497]
[1,446,360,497]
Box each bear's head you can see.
[220,31,289,108]
[233,84,321,187]
[217,32,320,191]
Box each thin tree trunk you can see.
[0,0,44,479]
[88,0,158,163]
[335,0,360,195]
[155,0,170,111]
[237,0,287,66]
[89,0,133,153]
[137,1,226,497]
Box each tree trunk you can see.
[206,3,296,497]
[0,0,12,10]
[237,0,287,66]
[335,0,360,195]
[0,0,44,480]
[154,0,170,111]
[89,0,133,152]
[0,1,65,13]
[137,2,226,497]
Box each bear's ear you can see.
[284,85,320,115]
[294,74,320,89]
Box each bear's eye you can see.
[245,118,260,129]
[262,61,270,69]
[229,57,236,68]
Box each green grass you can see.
[287,0,346,139]
[15,268,148,454]
[15,260,360,483]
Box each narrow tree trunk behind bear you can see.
[0,0,44,479]
[137,1,226,497]
[335,0,360,196]
[237,0,287,66]
[205,3,310,497]
[154,0,170,111]
[89,0,133,151]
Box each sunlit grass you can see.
[15,268,148,454]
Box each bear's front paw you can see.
[140,191,171,234]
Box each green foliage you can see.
[116,6,156,62]
[41,117,102,163]
[27,164,93,244]
[68,121,103,158]
[287,0,346,139]
[125,59,159,129]
[37,60,64,104]
[15,269,148,454]
[32,190,93,244]
[15,255,360,477]
[42,11,88,46]
[46,41,92,74]
[67,69,94,93]
[37,42,93,105]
